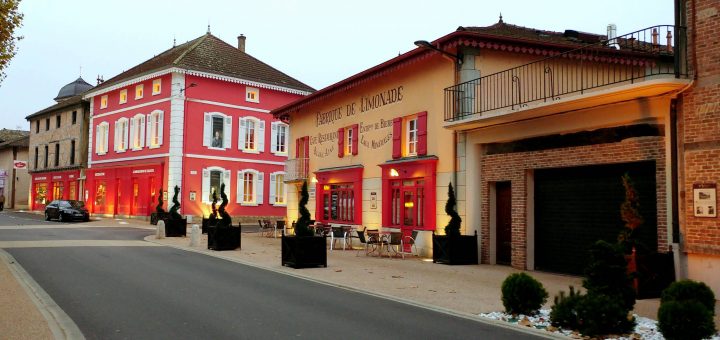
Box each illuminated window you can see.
[100,95,108,109]
[237,169,263,205]
[114,118,129,152]
[119,89,128,104]
[95,122,109,155]
[202,167,230,203]
[390,179,425,228]
[204,112,231,149]
[147,110,163,148]
[245,87,259,103]
[271,122,288,155]
[135,84,144,99]
[95,181,106,207]
[53,181,64,200]
[270,172,287,206]
[321,183,355,223]
[346,127,353,155]
[129,114,145,150]
[35,183,47,205]
[239,117,264,153]
[152,79,162,95]
[406,118,417,156]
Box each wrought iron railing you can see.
[444,25,688,122]
[284,158,310,182]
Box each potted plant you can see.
[207,183,241,251]
[201,190,219,234]
[150,188,169,225]
[432,182,478,265]
[162,185,187,237]
[281,181,327,268]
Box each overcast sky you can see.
[0,0,674,130]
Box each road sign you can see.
[13,160,28,169]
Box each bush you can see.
[575,293,636,337]
[660,279,716,314]
[444,183,462,237]
[583,240,636,311]
[658,300,716,340]
[501,273,548,315]
[550,286,583,329]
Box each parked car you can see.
[44,200,90,222]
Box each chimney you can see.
[237,34,246,52]
[607,24,619,49]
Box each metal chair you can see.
[403,230,419,256]
[274,220,286,238]
[330,226,347,251]
[387,232,405,258]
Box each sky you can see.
[0,0,674,131]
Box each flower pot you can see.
[162,217,187,237]
[208,224,241,251]
[281,234,327,269]
[150,212,170,225]
[201,217,217,234]
[432,232,479,265]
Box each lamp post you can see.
[414,40,463,65]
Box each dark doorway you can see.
[496,181,512,265]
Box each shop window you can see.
[270,122,288,155]
[237,169,263,205]
[202,167,230,203]
[35,183,47,205]
[119,89,128,104]
[245,87,259,103]
[203,112,231,149]
[69,181,77,201]
[321,183,355,223]
[56,115,61,128]
[129,114,145,151]
[239,117,264,153]
[54,143,60,166]
[95,122,109,155]
[114,118,129,152]
[72,111,77,125]
[135,84,144,100]
[390,179,425,228]
[95,181,106,207]
[392,112,427,159]
[146,110,164,148]
[152,79,161,95]
[53,181,64,200]
[100,95,108,109]
[269,172,287,206]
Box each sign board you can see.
[13,161,27,170]
[189,191,196,201]
[370,192,377,209]
[693,183,717,218]
[0,169,7,177]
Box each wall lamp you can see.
[180,83,197,93]
[414,40,463,65]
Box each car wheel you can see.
[44,212,50,221]
[83,216,90,222]
[59,213,65,222]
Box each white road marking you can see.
[0,240,162,248]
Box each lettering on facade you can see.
[313,144,335,158]
[35,177,47,181]
[52,176,62,180]
[361,132,393,149]
[190,170,198,175]
[360,86,403,113]
[132,169,155,174]
[95,172,105,177]
[314,86,403,127]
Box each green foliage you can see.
[155,187,164,213]
[618,173,643,253]
[500,273,548,315]
[295,181,313,236]
[574,293,636,337]
[169,185,182,220]
[583,240,636,311]
[217,183,231,227]
[444,183,462,237]
[0,0,24,86]
[550,286,583,329]
[657,280,717,340]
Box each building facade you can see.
[25,78,92,211]
[82,33,313,221]
[0,130,30,210]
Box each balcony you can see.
[284,158,310,183]
[444,25,690,130]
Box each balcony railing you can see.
[284,157,310,183]
[444,25,688,122]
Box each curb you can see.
[0,249,85,340]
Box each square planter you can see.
[207,225,241,251]
[432,231,479,265]
[281,234,327,269]
[150,212,170,225]
[201,218,217,234]
[162,217,187,237]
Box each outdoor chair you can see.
[403,230,419,256]
[387,232,405,258]
[274,220,286,238]
[360,229,388,257]
[258,219,273,237]
[329,226,352,251]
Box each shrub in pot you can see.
[501,272,548,315]
[657,280,716,340]
[281,181,326,268]
[207,184,240,251]
[202,190,219,234]
[432,183,478,265]
[150,188,169,225]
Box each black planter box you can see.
[162,217,187,237]
[150,212,170,225]
[207,225,241,251]
[633,251,676,299]
[432,232,479,265]
[281,234,327,269]
[201,218,217,234]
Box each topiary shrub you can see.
[583,240,636,311]
[660,279,716,313]
[574,293,636,337]
[294,181,313,237]
[217,183,231,227]
[444,183,462,237]
[208,190,218,223]
[657,280,717,340]
[550,286,583,330]
[155,187,165,213]
[169,185,182,220]
[501,272,548,315]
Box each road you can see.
[0,211,543,339]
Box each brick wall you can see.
[480,136,667,269]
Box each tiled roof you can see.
[0,135,29,149]
[25,94,86,121]
[91,33,314,94]
[458,20,604,47]
[0,129,29,143]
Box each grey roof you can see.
[26,94,86,121]
[55,77,93,101]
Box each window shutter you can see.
[157,112,164,146]
[201,169,210,203]
[352,124,359,155]
[203,113,211,147]
[146,114,152,147]
[223,116,232,149]
[283,124,290,154]
[237,171,244,203]
[238,118,247,151]
[95,125,101,154]
[417,111,428,155]
[114,122,120,151]
[269,173,277,205]
[304,136,310,158]
[257,121,265,152]
[295,138,300,158]
[103,125,109,153]
[270,122,278,153]
[129,117,136,149]
[256,172,264,204]
[337,127,344,158]
[139,115,146,148]
[392,117,402,159]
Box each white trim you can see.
[92,98,171,119]
[89,153,169,165]
[185,153,285,165]
[83,67,180,99]
[187,98,270,113]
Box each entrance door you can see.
[496,181,512,265]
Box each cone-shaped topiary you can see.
[208,190,218,222]
[444,183,462,237]
[619,173,643,253]
[155,187,164,213]
[501,272,549,315]
[583,240,636,311]
[295,181,313,236]
[217,183,231,227]
[169,185,182,220]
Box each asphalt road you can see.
[1,212,542,339]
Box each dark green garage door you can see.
[534,161,658,275]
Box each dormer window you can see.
[119,89,128,104]
[135,84,144,99]
[152,79,162,95]
[100,95,108,109]
[245,87,259,103]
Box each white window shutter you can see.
[270,122,278,153]
[223,116,232,149]
[202,169,210,203]
[114,122,120,151]
[122,121,128,150]
[257,121,265,152]
[269,173,276,205]
[157,112,164,146]
[139,115,146,148]
[95,125,101,154]
[256,171,264,205]
[236,171,244,203]
[203,113,211,147]
[129,118,136,149]
[146,114,152,147]
[103,125,109,153]
[283,124,290,153]
[238,118,246,151]
[223,169,231,202]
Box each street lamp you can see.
[414,40,463,65]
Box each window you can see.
[70,140,75,165]
[135,84,144,99]
[269,172,287,206]
[271,122,289,155]
[35,121,39,133]
[45,118,50,131]
[337,124,359,158]
[407,118,417,156]
[146,110,164,148]
[129,114,145,150]
[321,183,355,222]
[237,169,263,205]
[152,79,162,95]
[202,167,230,203]
[100,95,108,109]
[34,147,38,169]
[44,145,48,168]
[56,115,61,128]
[245,87,259,103]
[34,183,47,205]
[203,112,231,149]
[390,179,426,228]
[53,181,63,200]
[72,111,77,124]
[95,122,109,155]
[119,89,128,104]
[392,112,427,159]
[346,127,353,155]
[54,143,60,166]
[114,118,129,152]
[239,117,264,153]
[95,181,106,207]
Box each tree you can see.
[618,173,643,253]
[295,181,313,236]
[444,183,462,237]
[0,0,24,86]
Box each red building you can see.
[82,33,313,220]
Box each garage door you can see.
[534,161,658,275]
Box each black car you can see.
[44,200,90,222]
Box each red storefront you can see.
[85,163,164,217]
[31,170,81,210]
[314,166,364,225]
